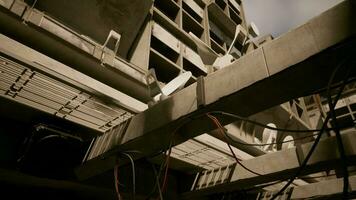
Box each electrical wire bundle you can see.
[207,113,262,176]
[156,125,183,199]
[325,60,353,199]
[208,112,321,147]
[205,59,354,199]
[114,152,136,200]
[144,126,180,200]
[265,59,354,200]
[113,59,354,200]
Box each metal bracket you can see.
[100,30,121,65]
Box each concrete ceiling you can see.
[26,0,153,59]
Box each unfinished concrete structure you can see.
[0,0,355,199]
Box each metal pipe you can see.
[0,7,151,103]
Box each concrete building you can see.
[0,0,355,199]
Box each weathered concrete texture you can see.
[307,0,356,51]
[78,1,356,179]
[291,175,356,199]
[262,24,319,76]
[0,34,148,113]
[262,0,356,75]
[207,2,237,37]
[205,47,269,104]
[0,6,151,102]
[205,0,356,105]
[26,0,153,59]
[182,132,356,198]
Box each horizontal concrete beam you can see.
[182,131,356,198]
[0,34,148,113]
[0,6,151,102]
[77,1,356,179]
[290,175,356,199]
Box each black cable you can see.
[143,120,192,200]
[159,120,191,195]
[326,60,353,199]
[235,157,262,176]
[208,111,341,133]
[145,158,166,200]
[150,162,163,200]
[207,114,263,176]
[121,152,136,200]
[223,130,318,147]
[269,60,352,200]
[208,114,331,178]
[270,99,330,199]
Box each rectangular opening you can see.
[209,21,227,47]
[229,7,242,25]
[183,58,207,77]
[296,104,304,118]
[351,103,356,112]
[210,39,225,55]
[150,36,179,63]
[149,48,180,83]
[334,106,349,116]
[228,0,240,15]
[215,0,227,11]
[226,36,243,51]
[183,11,204,39]
[335,115,354,129]
[154,0,180,24]
[186,75,197,85]
[209,30,224,47]
[182,0,203,23]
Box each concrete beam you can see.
[0,34,148,113]
[0,6,151,102]
[182,131,356,198]
[77,1,356,179]
[290,175,356,199]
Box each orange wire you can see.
[161,144,172,193]
[207,114,242,161]
[114,164,122,200]
[160,114,259,196]
[159,124,181,197]
[206,113,262,176]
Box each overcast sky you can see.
[242,0,344,38]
